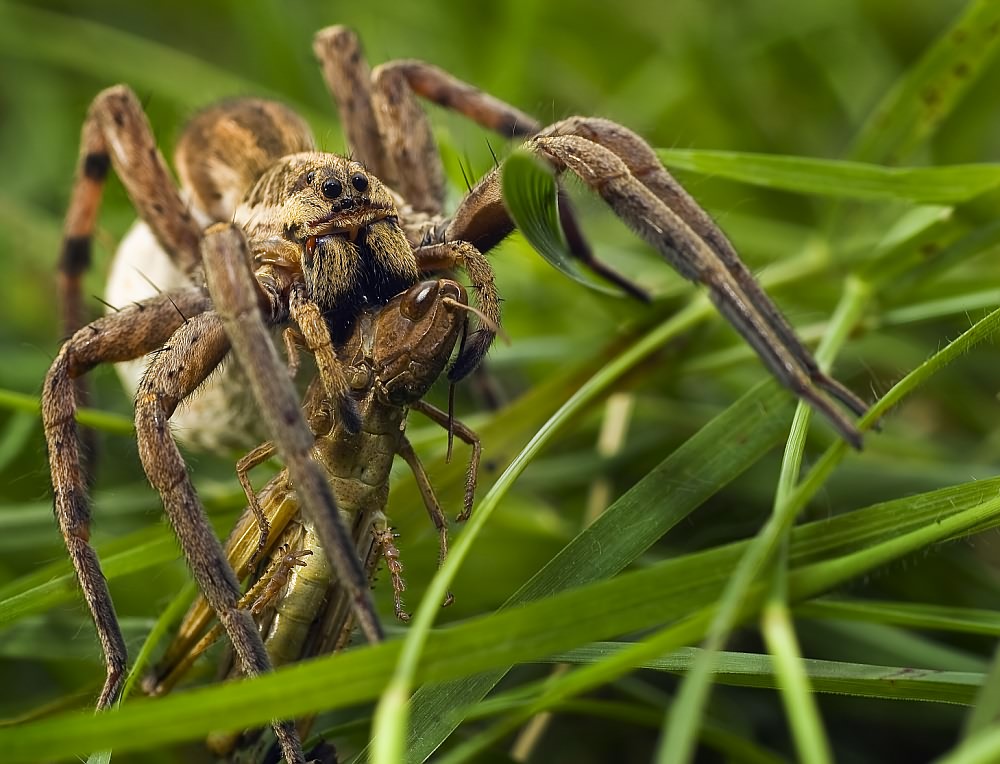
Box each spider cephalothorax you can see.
[234,153,420,343]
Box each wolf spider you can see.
[44,24,868,764]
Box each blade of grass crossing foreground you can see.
[542,644,983,706]
[0,388,133,435]
[762,546,832,764]
[963,643,1000,737]
[757,279,872,764]
[654,151,1000,205]
[797,599,1000,636]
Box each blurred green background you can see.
[3,1,1000,762]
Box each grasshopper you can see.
[144,278,484,759]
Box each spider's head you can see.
[285,154,397,242]
[238,153,419,342]
[238,153,398,241]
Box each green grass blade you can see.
[963,640,1000,738]
[761,559,833,764]
[543,644,983,706]
[655,150,1000,204]
[119,582,198,702]
[501,149,623,295]
[0,529,177,628]
[0,410,35,473]
[797,599,1000,636]
[849,0,1000,163]
[0,503,239,627]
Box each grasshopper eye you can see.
[321,178,343,199]
[350,173,369,193]
[401,280,439,320]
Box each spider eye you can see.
[350,172,369,193]
[321,178,343,200]
[305,171,315,185]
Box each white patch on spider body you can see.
[104,220,274,453]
